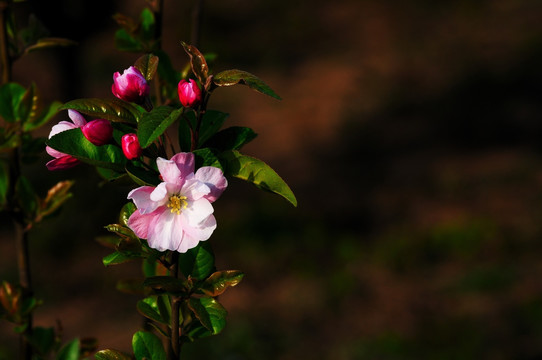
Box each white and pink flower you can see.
[46,109,87,170]
[127,152,228,253]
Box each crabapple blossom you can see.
[112,66,150,103]
[127,152,227,253]
[81,119,113,146]
[46,110,86,170]
[121,133,142,160]
[178,79,202,108]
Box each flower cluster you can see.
[127,152,227,252]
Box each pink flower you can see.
[127,152,228,253]
[81,119,113,146]
[121,133,142,160]
[178,79,202,108]
[112,66,150,104]
[46,110,86,170]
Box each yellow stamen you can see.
[167,194,187,215]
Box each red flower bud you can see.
[178,79,202,108]
[122,133,142,160]
[112,66,150,104]
[81,119,113,146]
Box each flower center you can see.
[167,194,187,215]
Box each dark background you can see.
[2,0,542,359]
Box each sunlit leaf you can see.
[94,349,132,360]
[134,54,159,81]
[60,98,143,124]
[102,251,141,266]
[132,331,166,360]
[119,202,136,227]
[0,281,20,315]
[199,270,244,297]
[55,338,80,360]
[38,180,74,219]
[47,128,127,172]
[179,241,215,280]
[137,297,168,325]
[214,69,281,100]
[187,297,227,335]
[137,106,183,148]
[219,150,297,207]
[181,42,208,84]
[203,126,257,151]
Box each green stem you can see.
[169,251,181,360]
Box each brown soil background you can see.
[3,0,542,359]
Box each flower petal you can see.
[128,186,161,214]
[49,121,79,138]
[147,209,184,252]
[157,157,182,184]
[181,198,214,226]
[195,166,228,203]
[170,152,195,178]
[45,145,64,159]
[68,109,87,127]
[181,214,217,243]
[181,178,211,201]
[46,155,80,171]
[128,208,161,239]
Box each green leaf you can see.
[26,326,56,356]
[137,106,183,148]
[143,276,187,295]
[179,241,215,280]
[38,180,74,219]
[126,162,161,186]
[55,338,80,360]
[140,8,156,44]
[0,161,8,208]
[214,69,281,100]
[137,297,168,325]
[219,150,297,207]
[134,53,159,81]
[94,349,132,360]
[187,297,227,335]
[60,98,143,124]
[47,128,127,172]
[199,270,244,297]
[193,148,222,169]
[132,331,166,360]
[181,42,209,84]
[24,37,77,55]
[23,100,62,132]
[203,126,257,151]
[102,251,141,266]
[115,28,144,52]
[0,83,25,122]
[17,83,38,124]
[16,176,38,221]
[178,110,229,151]
[119,202,136,227]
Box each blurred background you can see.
[2,0,542,359]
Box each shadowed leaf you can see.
[181,42,208,84]
[214,69,281,100]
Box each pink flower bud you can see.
[112,66,150,103]
[122,133,142,160]
[178,79,202,108]
[81,119,113,146]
